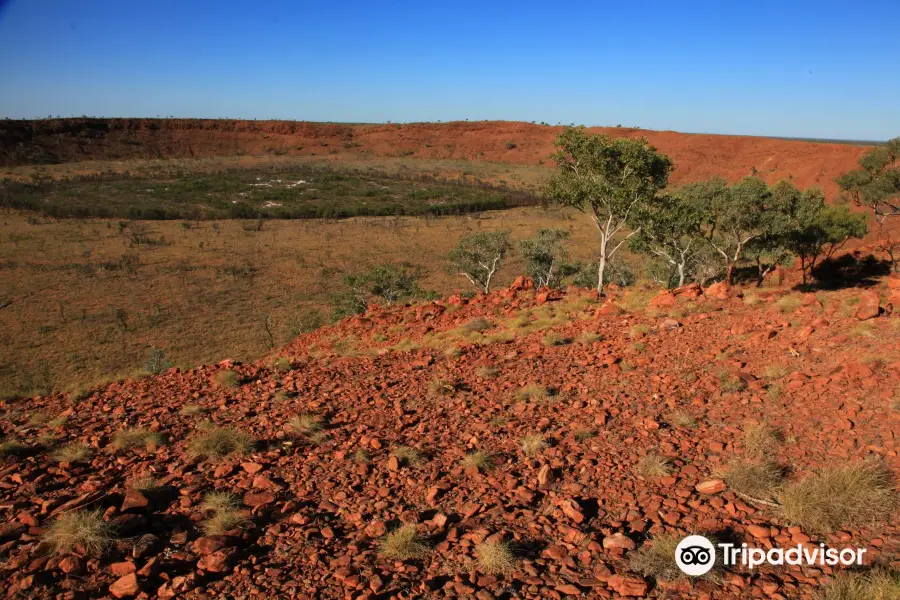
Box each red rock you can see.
[192,536,230,555]
[110,561,136,576]
[602,533,636,550]
[705,282,732,299]
[120,489,149,512]
[535,290,551,304]
[648,292,676,308]
[537,464,554,486]
[674,282,703,298]
[560,499,584,523]
[659,318,680,331]
[59,556,82,574]
[595,302,624,316]
[746,524,771,539]
[855,291,881,320]
[241,461,263,474]
[555,584,582,595]
[608,574,650,596]
[243,492,275,507]
[109,573,139,598]
[696,479,727,494]
[197,549,235,573]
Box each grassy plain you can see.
[0,155,598,397]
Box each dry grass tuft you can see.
[287,414,323,435]
[380,524,430,560]
[667,411,697,429]
[52,442,91,463]
[213,369,238,389]
[43,510,115,556]
[630,533,720,582]
[515,384,548,402]
[574,428,596,442]
[717,372,746,392]
[463,317,494,332]
[577,331,604,345]
[474,540,517,574]
[476,366,499,379]
[742,422,780,459]
[776,294,804,313]
[762,364,789,380]
[273,357,292,373]
[815,569,900,600]
[719,459,784,500]
[112,428,164,451]
[428,377,458,396]
[461,451,493,472]
[393,446,426,467]
[629,534,687,581]
[778,461,896,533]
[179,403,206,416]
[128,476,159,492]
[637,453,672,478]
[543,332,572,346]
[201,491,248,535]
[519,434,547,457]
[187,427,254,460]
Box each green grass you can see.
[1,165,544,220]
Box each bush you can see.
[143,349,173,375]
[447,231,512,293]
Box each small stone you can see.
[696,479,727,494]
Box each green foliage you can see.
[836,137,900,224]
[447,230,512,293]
[143,349,172,375]
[518,228,574,288]
[332,263,430,319]
[630,193,705,287]
[548,127,672,291]
[776,183,868,286]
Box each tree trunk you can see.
[597,235,608,294]
[676,262,686,287]
[726,262,736,285]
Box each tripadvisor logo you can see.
[675,535,867,575]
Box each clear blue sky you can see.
[1,0,897,140]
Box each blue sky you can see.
[1,0,898,140]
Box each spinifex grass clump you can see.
[187,427,254,460]
[43,510,115,556]
[380,524,430,560]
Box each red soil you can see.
[0,119,870,197]
[1,278,899,598]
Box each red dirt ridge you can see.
[0,119,871,197]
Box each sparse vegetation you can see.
[201,491,249,535]
[188,427,254,460]
[474,540,517,574]
[213,369,238,389]
[461,451,493,472]
[52,442,91,463]
[637,453,672,478]
[519,434,547,456]
[719,458,784,500]
[816,569,900,600]
[631,534,695,581]
[393,446,426,467]
[515,384,548,402]
[287,414,323,436]
[667,411,697,429]
[112,428,164,451]
[742,422,780,458]
[380,524,430,560]
[778,461,896,532]
[43,510,115,556]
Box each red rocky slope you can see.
[1,279,899,598]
